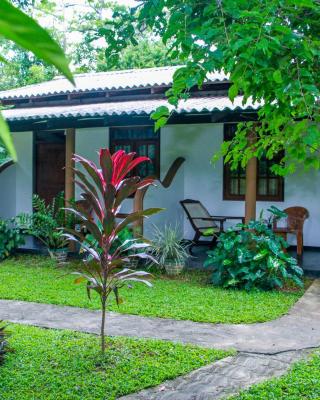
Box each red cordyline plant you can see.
[64,148,162,353]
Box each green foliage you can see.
[0,256,305,324]
[71,1,178,73]
[17,192,74,251]
[103,0,320,175]
[0,1,73,82]
[149,224,189,270]
[0,324,231,400]
[232,350,320,399]
[204,219,304,290]
[0,0,72,159]
[0,219,24,261]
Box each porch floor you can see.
[186,245,320,277]
[19,236,320,276]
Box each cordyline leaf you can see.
[116,208,163,233]
[112,238,140,256]
[103,210,115,236]
[112,150,150,184]
[64,207,88,223]
[115,177,140,207]
[64,207,102,244]
[80,191,103,221]
[100,148,113,184]
[118,270,151,279]
[120,277,153,287]
[113,268,132,277]
[128,252,158,264]
[74,168,99,200]
[0,113,16,161]
[74,276,86,284]
[113,286,123,306]
[123,242,151,252]
[74,155,104,195]
[62,227,85,241]
[115,177,155,208]
[0,0,73,83]
[63,233,100,262]
[104,183,116,210]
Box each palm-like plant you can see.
[64,148,162,352]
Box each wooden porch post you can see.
[65,128,76,251]
[65,128,75,205]
[244,131,257,223]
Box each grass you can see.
[0,324,232,400]
[0,255,306,324]
[232,351,320,399]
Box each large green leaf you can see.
[0,113,16,161]
[0,0,73,83]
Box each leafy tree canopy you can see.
[102,0,320,175]
[0,0,72,160]
[0,0,177,91]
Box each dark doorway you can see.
[35,131,65,204]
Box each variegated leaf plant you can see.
[64,148,162,352]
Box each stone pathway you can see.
[0,280,319,399]
[120,350,310,400]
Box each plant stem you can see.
[101,295,107,353]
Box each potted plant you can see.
[151,225,189,275]
[17,192,73,264]
[46,231,69,263]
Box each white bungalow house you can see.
[0,66,319,250]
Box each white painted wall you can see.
[75,127,108,199]
[142,123,320,247]
[0,165,16,218]
[1,124,319,247]
[0,131,33,219]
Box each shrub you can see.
[0,219,24,261]
[204,219,304,291]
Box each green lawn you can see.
[0,255,305,324]
[232,351,320,399]
[0,324,232,400]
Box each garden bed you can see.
[0,324,231,400]
[0,255,307,324]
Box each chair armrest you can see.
[193,217,224,221]
[213,215,245,223]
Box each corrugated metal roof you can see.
[0,66,228,100]
[3,96,258,121]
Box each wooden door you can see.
[36,142,65,204]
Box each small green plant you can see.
[204,219,303,291]
[0,218,24,261]
[17,192,73,252]
[150,225,189,273]
[266,206,288,226]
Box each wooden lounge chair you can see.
[180,199,244,254]
[273,206,309,260]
